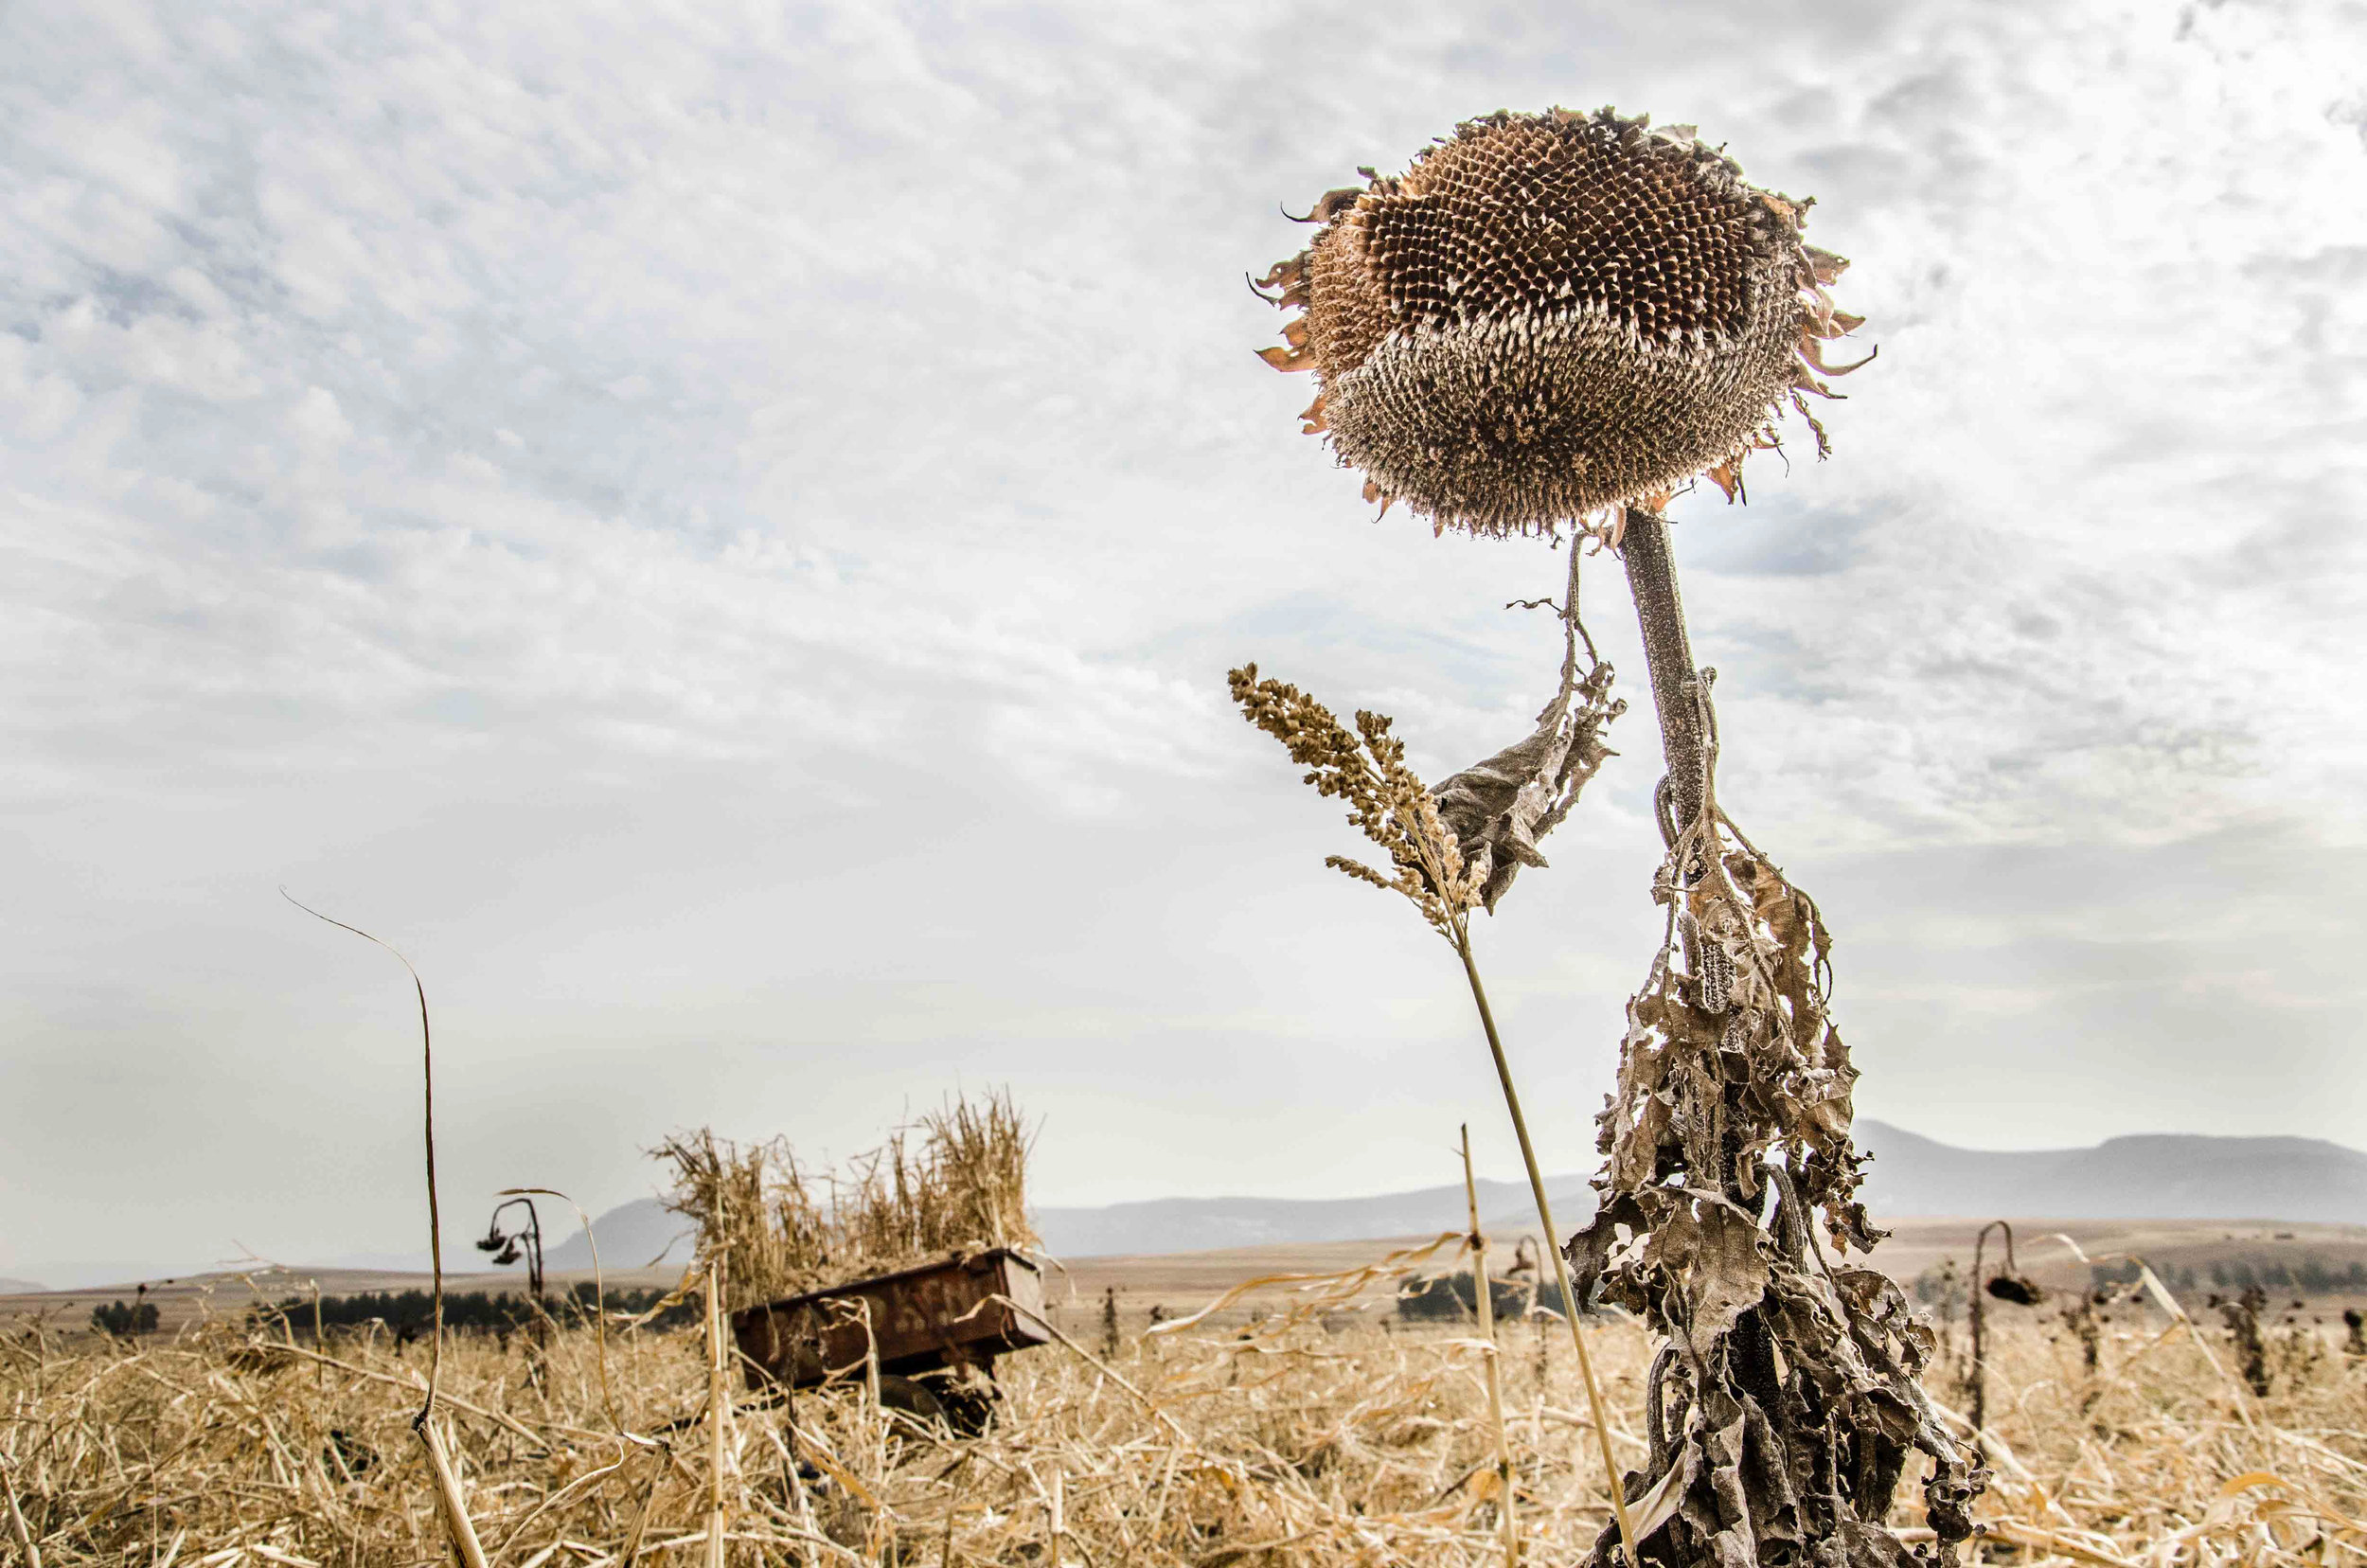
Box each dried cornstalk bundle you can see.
[1256,108,1867,536]
[1563,730,1985,1566]
[657,1090,1037,1309]
[652,1128,828,1305]
[907,1091,1037,1256]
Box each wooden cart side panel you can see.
[730,1249,1050,1392]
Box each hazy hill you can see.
[1034,1175,1600,1257]
[1031,1120,2367,1257]
[512,1179,1600,1274]
[388,1120,2367,1282]
[542,1200,693,1271]
[1851,1120,2367,1222]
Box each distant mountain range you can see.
[1851,1120,2367,1223]
[506,1119,2367,1271]
[24,1121,2354,1292]
[1034,1175,1600,1257]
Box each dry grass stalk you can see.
[504,1185,624,1432]
[3,1464,41,1568]
[1450,946,1640,1559]
[415,1416,491,1568]
[1463,1125,1520,1566]
[616,1443,667,1566]
[656,1090,1038,1311]
[703,1261,730,1568]
[1229,560,1639,1559]
[283,893,492,1568]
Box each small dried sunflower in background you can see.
[1255,107,1869,538]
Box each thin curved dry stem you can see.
[503,1185,634,1439]
[279,889,448,1420]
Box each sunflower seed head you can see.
[1258,108,1865,535]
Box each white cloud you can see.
[4,0,2366,1278]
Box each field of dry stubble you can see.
[5,1262,2364,1568]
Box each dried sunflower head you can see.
[1985,1272,2044,1308]
[1255,108,1868,537]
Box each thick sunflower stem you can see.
[1619,508,1707,835]
[1621,507,1738,1183]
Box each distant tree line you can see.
[2208,1256,2367,1295]
[2089,1260,2191,1292]
[2086,1256,2366,1298]
[258,1283,698,1341]
[90,1300,160,1336]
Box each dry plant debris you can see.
[3,1288,2361,1566]
[1255,108,1869,537]
[1561,686,1984,1567]
[656,1091,1038,1312]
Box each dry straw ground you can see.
[4,1252,2362,1568]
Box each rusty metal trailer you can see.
[729,1247,1050,1434]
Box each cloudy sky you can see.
[6,0,2366,1286]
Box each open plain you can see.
[5,1218,2361,1566]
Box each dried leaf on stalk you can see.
[1229,569,1623,931]
[1430,559,1627,911]
[1643,1198,1771,1345]
[1568,783,1986,1566]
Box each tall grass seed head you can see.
[1228,664,1480,935]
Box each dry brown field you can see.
[11,1214,2367,1339]
[6,1218,2366,1565]
[1024,1215,2367,1325]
